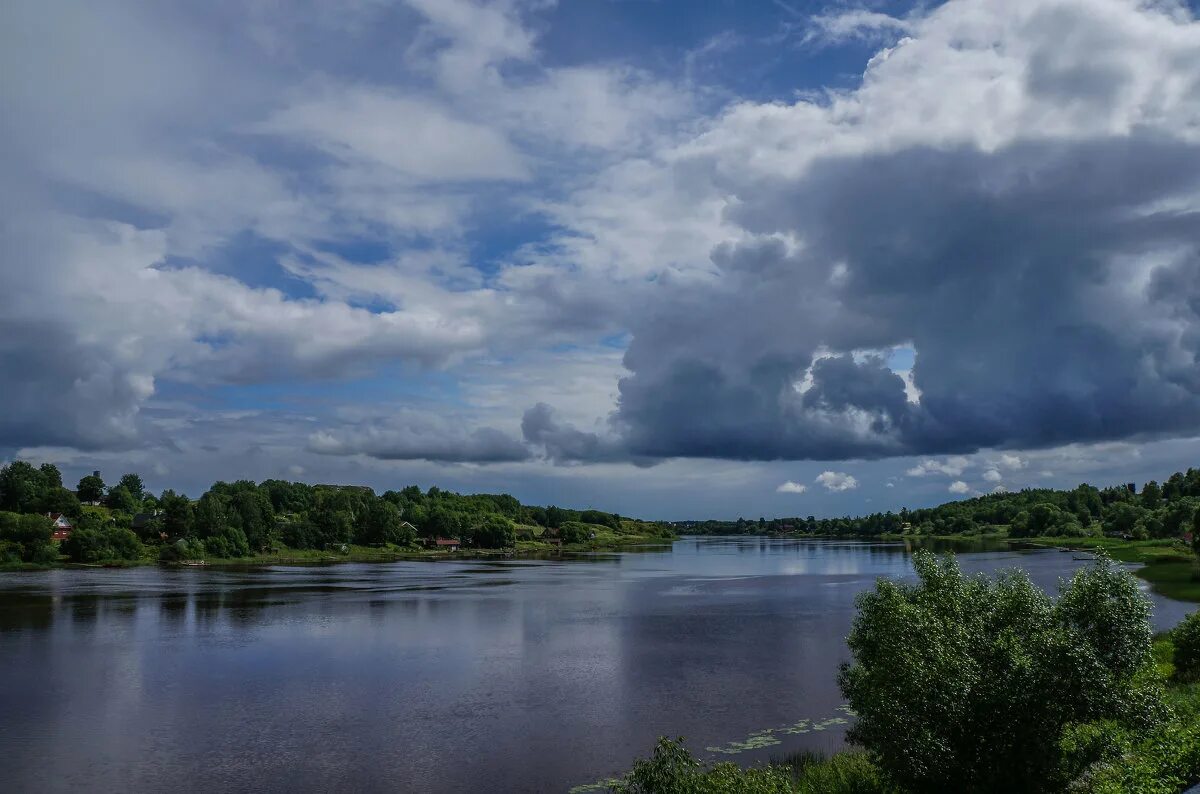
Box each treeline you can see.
[686,465,1200,549]
[0,461,668,565]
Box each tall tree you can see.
[117,473,144,502]
[38,463,63,489]
[0,462,45,513]
[76,473,106,504]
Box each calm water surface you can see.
[0,537,1194,793]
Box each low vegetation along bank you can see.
[0,462,673,569]
[684,463,1200,603]
[605,552,1200,794]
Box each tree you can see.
[117,473,144,502]
[39,463,62,489]
[38,487,81,519]
[62,525,143,563]
[76,473,106,504]
[105,485,138,514]
[472,515,515,549]
[1174,610,1200,682]
[1141,480,1163,510]
[0,512,57,564]
[193,492,231,539]
[1193,508,1200,559]
[839,551,1162,793]
[356,499,408,546]
[158,490,192,538]
[0,461,46,513]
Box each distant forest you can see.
[0,463,669,565]
[683,466,1200,548]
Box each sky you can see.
[3,0,1200,520]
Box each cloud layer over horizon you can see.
[3,0,1200,516]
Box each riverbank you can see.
[0,529,675,571]
[873,530,1200,603]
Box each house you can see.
[47,513,73,541]
[434,537,461,551]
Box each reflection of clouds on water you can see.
[0,538,1193,793]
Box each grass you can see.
[1011,535,1200,603]
[771,750,895,794]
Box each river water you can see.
[0,537,1193,793]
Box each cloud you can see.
[996,454,1028,470]
[982,468,1004,482]
[776,480,808,494]
[992,484,1009,494]
[803,10,913,47]
[948,480,971,494]
[520,402,631,465]
[585,0,1200,463]
[816,471,859,492]
[906,456,971,477]
[307,415,530,463]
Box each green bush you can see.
[609,738,793,794]
[62,526,142,563]
[0,511,57,564]
[1175,611,1200,682]
[839,551,1163,793]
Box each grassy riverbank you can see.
[1011,535,1200,602]
[2,522,674,570]
[877,530,1200,603]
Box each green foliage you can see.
[61,525,142,563]
[117,473,144,502]
[559,521,594,544]
[609,737,794,794]
[1175,611,1200,683]
[0,461,59,513]
[0,511,57,564]
[839,551,1162,793]
[780,752,893,794]
[40,486,81,519]
[76,473,106,503]
[689,466,1200,545]
[158,489,193,538]
[470,515,515,548]
[105,484,138,514]
[355,499,412,546]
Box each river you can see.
[0,537,1194,793]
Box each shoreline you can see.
[6,532,1197,605]
[0,533,676,572]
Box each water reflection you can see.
[0,537,1193,793]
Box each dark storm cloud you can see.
[521,403,628,463]
[0,319,148,451]
[600,135,1200,461]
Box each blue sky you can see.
[3,0,1200,519]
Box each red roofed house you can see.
[434,537,461,551]
[47,513,73,541]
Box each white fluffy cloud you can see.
[948,480,971,494]
[906,457,971,477]
[816,471,859,492]
[776,481,809,494]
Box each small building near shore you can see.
[426,537,461,551]
[47,513,73,541]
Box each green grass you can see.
[772,751,895,794]
[1135,559,1200,602]
[1010,535,1200,602]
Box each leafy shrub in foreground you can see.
[839,551,1163,793]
